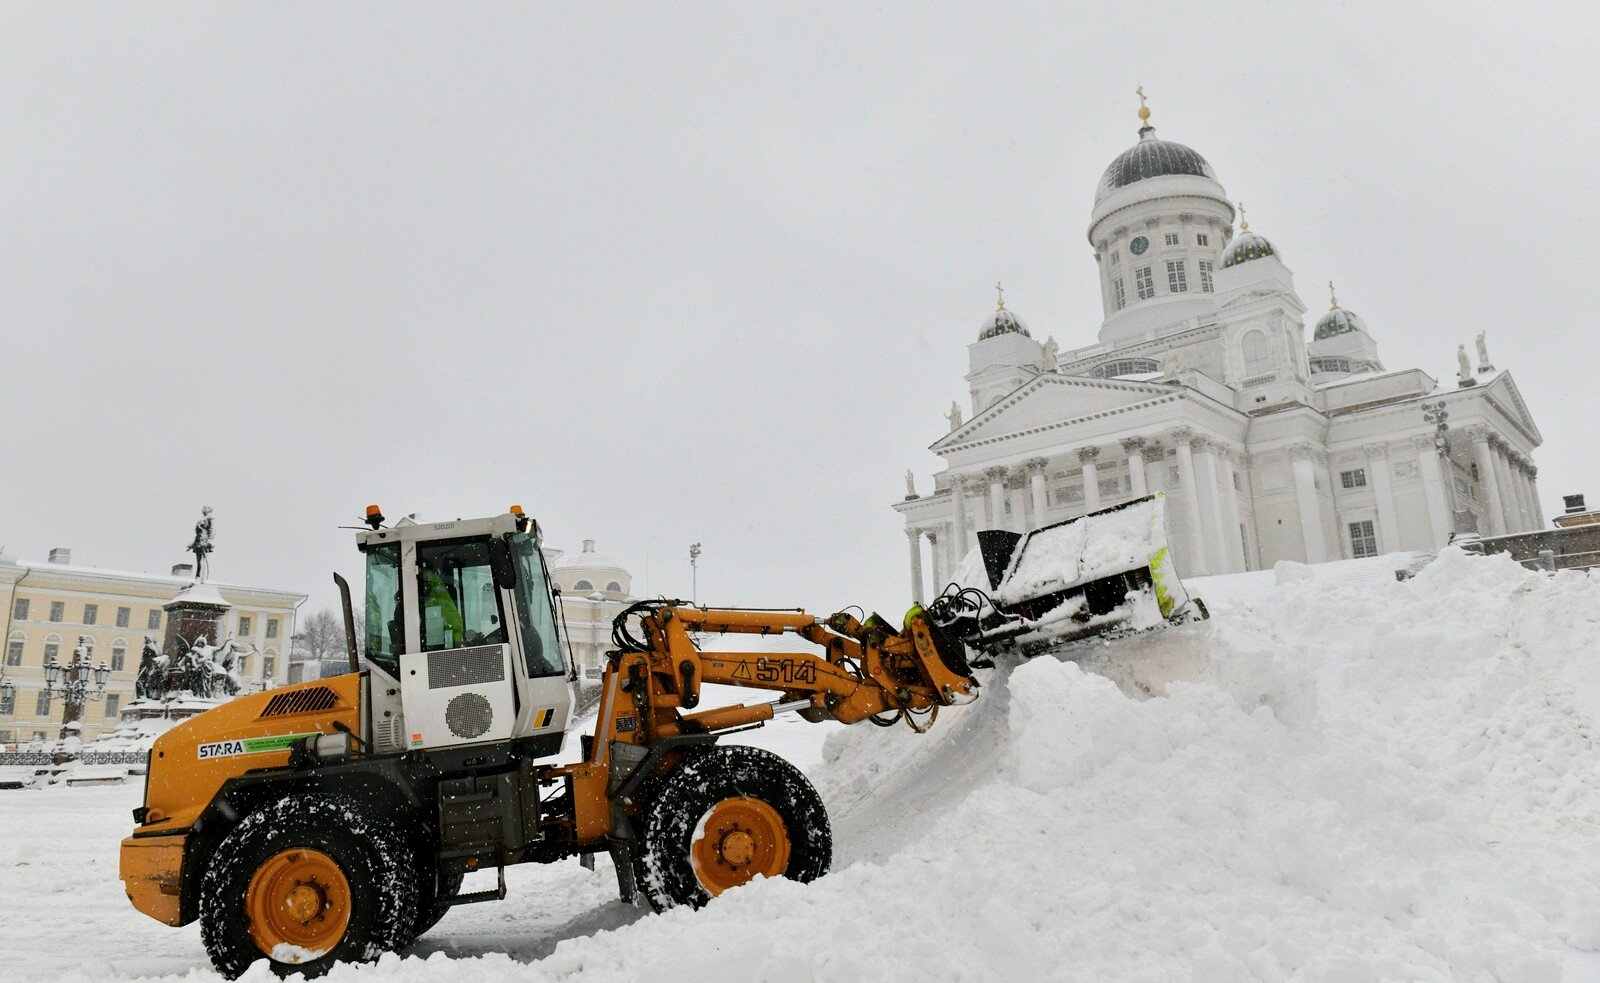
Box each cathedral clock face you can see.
[1130,235,1149,256]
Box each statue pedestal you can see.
[163,582,232,660]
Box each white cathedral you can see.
[894,99,1546,599]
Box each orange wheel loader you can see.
[119,507,979,977]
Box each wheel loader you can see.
[118,506,983,977]
[118,499,1202,977]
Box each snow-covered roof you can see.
[556,540,628,573]
[2,556,303,601]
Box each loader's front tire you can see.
[635,745,831,911]
[198,793,419,979]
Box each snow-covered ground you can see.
[6,548,1600,981]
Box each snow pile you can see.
[263,547,1600,981]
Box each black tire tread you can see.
[634,745,831,912]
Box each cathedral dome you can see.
[1314,302,1367,340]
[978,285,1030,340]
[1219,203,1278,269]
[1095,128,1218,205]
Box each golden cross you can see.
[995,281,1006,310]
[1136,85,1146,110]
[1237,201,1248,231]
[1329,281,1339,309]
[1136,84,1150,126]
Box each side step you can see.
[444,863,507,908]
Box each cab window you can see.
[511,532,565,678]
[416,537,507,651]
[363,543,405,677]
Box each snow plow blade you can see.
[945,493,1206,656]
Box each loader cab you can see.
[358,512,573,759]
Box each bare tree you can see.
[292,609,359,679]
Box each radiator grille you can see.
[428,645,505,689]
[258,686,339,718]
[375,715,406,753]
[445,692,494,739]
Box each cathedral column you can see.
[1219,448,1248,571]
[1513,454,1537,533]
[906,529,925,605]
[1289,444,1328,563]
[928,529,944,592]
[1122,437,1148,497]
[1170,428,1207,575]
[950,476,970,561]
[1363,442,1401,552]
[1502,450,1530,533]
[1527,464,1545,527]
[1079,447,1102,512]
[1191,437,1229,573]
[1142,443,1166,494]
[985,467,1007,531]
[1026,458,1050,523]
[1468,428,1506,537]
[1006,470,1030,532]
[1490,438,1522,533]
[1411,435,1454,546]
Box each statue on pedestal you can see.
[1457,344,1476,387]
[1475,331,1494,374]
[904,469,918,499]
[946,401,963,431]
[189,506,215,581]
[135,637,163,700]
[1041,336,1060,372]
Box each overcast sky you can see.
[3,2,1596,622]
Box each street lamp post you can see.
[1422,400,1463,536]
[43,635,111,742]
[689,542,702,605]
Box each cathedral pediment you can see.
[1485,372,1542,443]
[934,374,1177,451]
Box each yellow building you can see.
[0,549,304,743]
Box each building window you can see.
[264,656,276,679]
[5,640,20,666]
[31,731,46,742]
[0,730,10,741]
[35,690,51,715]
[148,609,161,630]
[1198,260,1214,293]
[239,655,250,677]
[83,604,98,626]
[1113,278,1127,310]
[1340,469,1368,489]
[1197,233,1209,247]
[1349,520,1378,559]
[1242,330,1271,376]
[0,690,11,715]
[49,602,64,623]
[43,642,59,667]
[1164,233,1180,246]
[266,618,279,639]
[574,580,594,591]
[239,616,252,636]
[1166,260,1188,293]
[105,694,120,718]
[111,644,126,671]
[1134,266,1155,300]
[1110,250,1120,268]
[12,599,28,621]
[116,607,130,628]
[1090,358,1160,379]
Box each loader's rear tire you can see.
[198,793,419,979]
[634,745,831,911]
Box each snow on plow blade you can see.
[970,493,1205,653]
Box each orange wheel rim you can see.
[690,796,791,896]
[245,847,350,961]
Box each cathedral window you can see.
[1166,260,1188,293]
[1164,233,1180,246]
[1113,278,1127,310]
[1110,250,1120,267]
[1134,266,1155,300]
[1340,469,1367,489]
[1091,358,1159,379]
[1348,520,1378,559]
[1196,233,1209,247]
[1242,330,1271,376]
[1198,260,1214,293]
